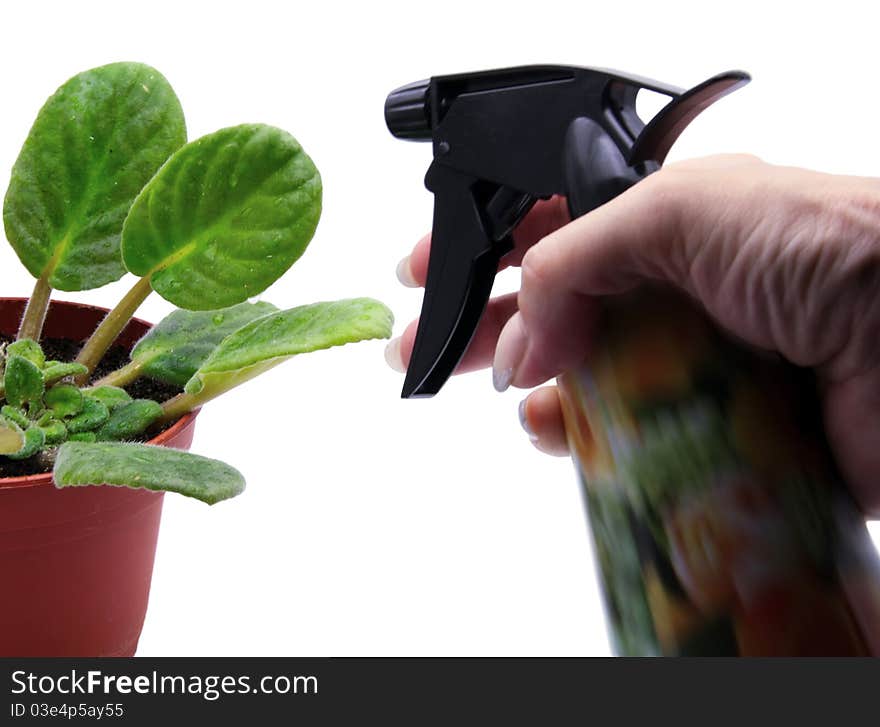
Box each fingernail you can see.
[396,256,419,288]
[493,366,513,393]
[492,315,526,392]
[384,337,406,373]
[518,398,538,441]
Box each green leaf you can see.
[54,442,246,504]
[1,405,30,429]
[66,397,109,433]
[43,362,89,385]
[8,426,46,460]
[7,339,45,368]
[45,384,84,418]
[0,417,25,455]
[68,432,96,443]
[129,301,278,386]
[185,298,393,398]
[3,63,186,290]
[95,399,162,441]
[27,401,46,420]
[4,354,45,407]
[121,124,321,310]
[87,385,132,411]
[40,419,68,446]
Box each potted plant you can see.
[0,62,393,656]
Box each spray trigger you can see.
[385,65,749,398]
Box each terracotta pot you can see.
[0,298,197,656]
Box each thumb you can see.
[493,173,685,390]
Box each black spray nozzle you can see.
[385,79,431,140]
[386,65,750,398]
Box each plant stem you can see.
[90,360,144,389]
[158,392,200,424]
[17,273,53,341]
[74,275,153,384]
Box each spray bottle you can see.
[385,65,880,655]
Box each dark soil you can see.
[0,335,183,478]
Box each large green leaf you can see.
[54,442,245,504]
[184,298,393,400]
[3,62,186,290]
[122,124,322,310]
[130,301,278,386]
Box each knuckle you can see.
[634,173,689,271]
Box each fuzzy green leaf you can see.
[7,339,45,368]
[40,419,68,445]
[129,301,278,386]
[66,397,109,433]
[43,362,89,385]
[87,385,132,411]
[45,384,84,418]
[0,417,25,455]
[185,298,393,399]
[54,442,246,504]
[95,399,162,441]
[68,432,96,443]
[8,426,45,460]
[3,62,186,290]
[4,354,45,407]
[121,124,321,310]
[1,405,30,429]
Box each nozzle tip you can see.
[385,79,432,140]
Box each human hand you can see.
[387,155,880,515]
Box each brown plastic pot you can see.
[0,298,197,657]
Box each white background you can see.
[1,1,879,655]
